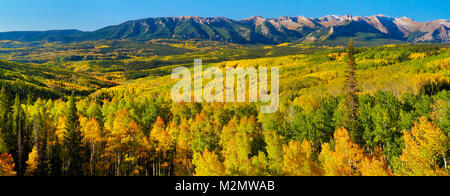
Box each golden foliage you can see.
[80,116,103,144]
[409,53,428,59]
[150,117,172,155]
[55,116,67,142]
[359,148,393,176]
[282,140,320,176]
[319,128,392,176]
[264,131,284,175]
[174,119,193,176]
[193,148,225,176]
[427,59,450,70]
[328,52,347,61]
[319,128,364,176]
[394,117,449,176]
[0,153,16,176]
[25,147,38,176]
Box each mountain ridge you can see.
[0,15,449,44]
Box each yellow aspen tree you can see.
[167,120,180,147]
[264,131,284,175]
[124,121,144,176]
[150,117,166,146]
[81,117,102,144]
[55,116,67,142]
[318,143,337,176]
[359,148,393,176]
[154,127,172,170]
[150,117,172,175]
[25,147,38,176]
[154,128,171,157]
[394,117,449,176]
[319,128,364,176]
[106,108,144,176]
[220,116,261,176]
[80,116,103,175]
[108,108,132,176]
[282,140,320,176]
[193,148,225,176]
[175,119,193,176]
[251,151,270,176]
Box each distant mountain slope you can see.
[0,15,449,44]
[0,30,84,42]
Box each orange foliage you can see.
[0,153,16,176]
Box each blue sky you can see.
[0,0,448,32]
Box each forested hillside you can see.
[0,41,449,176]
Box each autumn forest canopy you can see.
[0,35,449,176]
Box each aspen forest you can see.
[0,38,449,176]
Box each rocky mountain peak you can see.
[0,14,448,44]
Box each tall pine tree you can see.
[344,38,361,143]
[32,111,48,176]
[0,86,12,153]
[65,94,84,176]
[12,94,26,176]
[47,139,62,176]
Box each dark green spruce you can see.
[344,38,362,143]
[65,94,84,176]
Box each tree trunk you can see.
[444,157,447,169]
[17,124,23,176]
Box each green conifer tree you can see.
[0,86,12,153]
[344,38,361,143]
[65,94,84,176]
[12,94,26,175]
[47,139,62,176]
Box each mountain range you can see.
[0,15,449,44]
